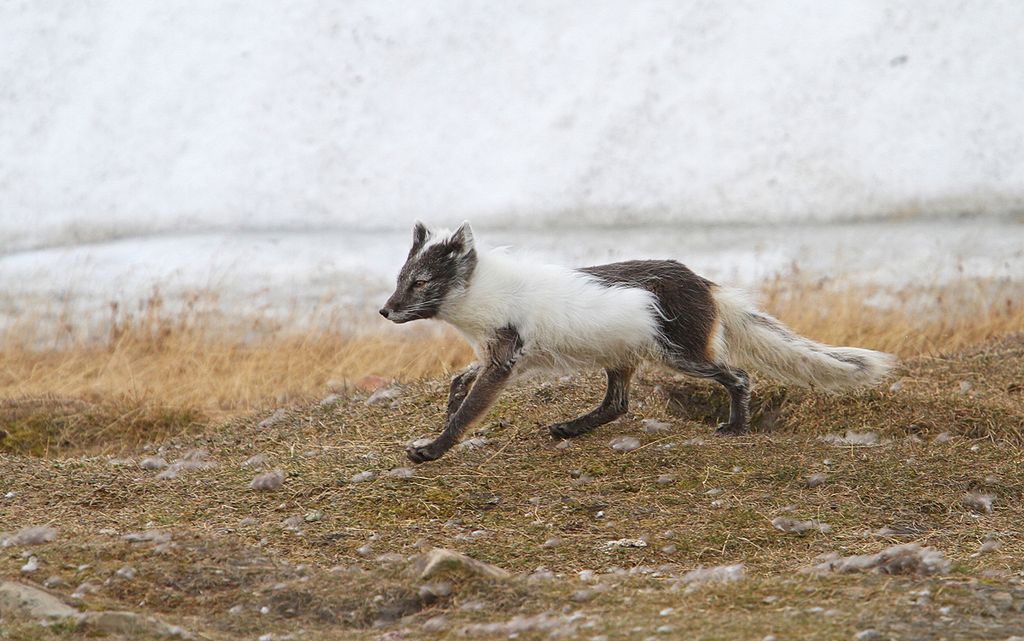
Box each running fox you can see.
[380,222,894,463]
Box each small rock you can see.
[2,526,57,547]
[250,470,285,491]
[320,394,341,407]
[962,492,995,513]
[366,386,401,406]
[659,607,675,616]
[418,581,453,600]
[602,538,648,550]
[704,488,724,497]
[805,543,949,575]
[656,474,675,484]
[304,510,323,523]
[660,544,677,554]
[772,516,832,534]
[641,419,672,434]
[555,440,572,450]
[422,614,449,632]
[609,436,641,452]
[542,536,562,548]
[958,381,973,394]
[350,470,377,483]
[122,530,171,544]
[83,610,188,638]
[139,457,168,470]
[933,432,952,444]
[356,544,373,557]
[806,472,828,488]
[20,556,39,573]
[43,576,65,588]
[411,548,511,581]
[115,566,137,580]
[855,630,883,641]
[821,430,879,446]
[0,580,81,620]
[386,467,414,479]
[242,454,269,469]
[257,408,288,429]
[889,381,903,393]
[458,437,489,450]
[679,564,745,592]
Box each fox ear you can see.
[449,221,474,254]
[411,221,430,252]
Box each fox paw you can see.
[548,422,588,439]
[714,422,747,436]
[406,441,444,464]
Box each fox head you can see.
[380,222,477,323]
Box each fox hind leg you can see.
[548,368,633,439]
[665,354,751,435]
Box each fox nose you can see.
[379,307,391,319]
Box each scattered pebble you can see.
[704,488,724,497]
[138,457,167,470]
[122,530,171,544]
[366,386,401,406]
[958,380,973,394]
[250,470,285,491]
[602,538,648,550]
[660,544,677,554]
[1,526,57,547]
[855,630,883,641]
[459,437,489,450]
[115,566,137,580]
[3,491,16,499]
[418,581,453,600]
[974,539,1002,555]
[805,543,949,576]
[356,544,373,556]
[243,454,269,468]
[422,615,449,632]
[962,492,995,514]
[641,419,672,434]
[933,432,952,444]
[304,510,323,522]
[655,474,675,485]
[578,570,596,582]
[257,408,287,429]
[20,556,39,573]
[659,607,674,616]
[772,516,832,534]
[889,381,903,392]
[821,430,880,446]
[43,576,65,588]
[542,536,562,548]
[678,563,745,592]
[609,436,641,452]
[806,472,828,488]
[386,467,414,479]
[320,393,341,407]
[350,470,377,483]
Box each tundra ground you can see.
[2,330,1023,640]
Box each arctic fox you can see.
[381,222,895,464]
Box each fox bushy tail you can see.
[712,288,895,391]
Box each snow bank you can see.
[2,1,1023,252]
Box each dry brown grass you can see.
[2,333,1023,640]
[0,277,1020,455]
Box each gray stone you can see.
[411,548,510,581]
[0,581,80,620]
[83,610,189,638]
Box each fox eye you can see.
[412,279,429,289]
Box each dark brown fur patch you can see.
[578,260,718,363]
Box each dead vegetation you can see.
[2,326,1023,639]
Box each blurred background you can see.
[0,0,1021,414]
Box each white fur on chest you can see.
[439,251,663,374]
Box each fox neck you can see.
[437,252,515,344]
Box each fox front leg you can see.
[446,364,481,418]
[407,327,522,463]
